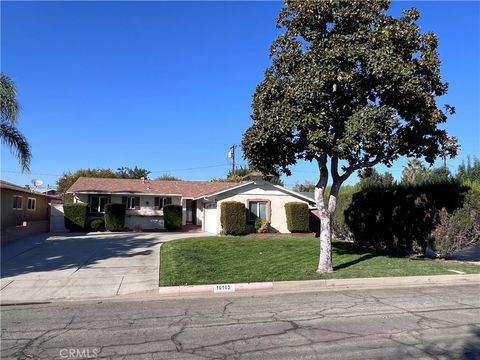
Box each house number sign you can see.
[213,284,235,293]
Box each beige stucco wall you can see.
[1,188,50,229]
[73,193,182,230]
[199,181,311,234]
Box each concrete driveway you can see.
[0,231,206,303]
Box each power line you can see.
[1,163,231,177]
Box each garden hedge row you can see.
[285,202,309,232]
[104,203,126,231]
[63,203,88,231]
[164,205,182,230]
[220,201,246,235]
[344,181,475,255]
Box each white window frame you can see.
[13,195,23,210]
[127,197,136,210]
[248,201,268,223]
[90,195,109,213]
[27,197,37,211]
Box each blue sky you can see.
[1,1,479,189]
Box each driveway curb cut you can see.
[158,274,480,296]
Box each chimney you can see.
[141,177,145,184]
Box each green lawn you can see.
[159,236,480,286]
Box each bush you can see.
[255,218,270,233]
[332,186,357,240]
[285,202,309,232]
[432,186,480,256]
[104,203,126,231]
[220,201,246,235]
[89,218,105,232]
[345,181,469,255]
[64,203,87,231]
[164,205,182,231]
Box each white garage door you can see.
[204,202,218,234]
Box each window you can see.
[27,197,36,211]
[127,197,136,209]
[248,201,268,222]
[154,197,172,210]
[13,196,23,210]
[90,196,109,213]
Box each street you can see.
[1,284,479,359]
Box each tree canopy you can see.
[116,166,151,179]
[242,0,458,178]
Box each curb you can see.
[159,274,480,296]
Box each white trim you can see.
[194,181,316,204]
[271,185,317,204]
[27,197,37,211]
[193,182,255,200]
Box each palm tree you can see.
[401,159,426,184]
[1,73,31,172]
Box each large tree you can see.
[116,166,151,179]
[242,0,458,272]
[57,168,117,196]
[0,73,31,172]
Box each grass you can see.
[159,236,480,286]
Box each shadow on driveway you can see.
[1,232,163,279]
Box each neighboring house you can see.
[67,176,315,233]
[1,180,59,244]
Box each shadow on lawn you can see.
[331,241,379,271]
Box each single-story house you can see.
[67,176,316,233]
[1,180,59,244]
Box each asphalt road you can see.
[1,284,479,360]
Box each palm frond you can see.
[0,73,20,123]
[1,121,31,172]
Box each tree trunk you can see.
[314,186,334,273]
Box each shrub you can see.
[64,203,87,231]
[255,218,270,233]
[164,205,182,231]
[332,186,357,240]
[220,201,246,235]
[345,181,469,255]
[285,202,309,232]
[89,218,105,232]
[431,186,480,256]
[104,203,126,231]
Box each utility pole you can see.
[228,145,236,175]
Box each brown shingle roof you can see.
[67,177,241,198]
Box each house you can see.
[67,176,315,233]
[1,180,59,244]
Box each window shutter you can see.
[134,196,140,210]
[166,197,172,205]
[122,197,127,206]
[154,197,160,209]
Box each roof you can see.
[67,177,241,198]
[0,180,59,199]
[193,180,317,204]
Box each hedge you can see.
[344,181,469,255]
[164,205,182,231]
[89,218,105,232]
[220,201,246,235]
[104,203,126,231]
[64,203,88,231]
[285,202,309,232]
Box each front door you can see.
[186,199,193,224]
